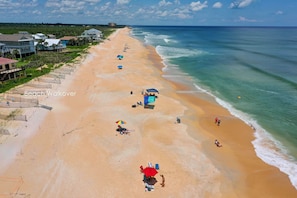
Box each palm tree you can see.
[44,42,49,50]
[11,49,20,59]
[51,44,56,51]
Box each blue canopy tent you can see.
[117,65,123,69]
[143,88,159,109]
[144,95,156,105]
[146,88,159,94]
[144,92,157,109]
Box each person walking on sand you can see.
[160,174,165,187]
[215,117,218,124]
[215,139,222,147]
[217,119,221,126]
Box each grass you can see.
[0,46,89,93]
[0,23,120,93]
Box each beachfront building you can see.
[0,43,10,57]
[47,34,56,39]
[59,36,78,46]
[79,28,103,42]
[108,22,117,27]
[37,39,66,51]
[0,57,25,82]
[0,34,36,58]
[32,33,47,41]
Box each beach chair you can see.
[155,163,159,170]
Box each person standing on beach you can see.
[215,117,218,124]
[215,139,222,147]
[160,175,165,187]
[217,119,221,126]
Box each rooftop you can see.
[0,57,17,65]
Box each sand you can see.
[0,27,296,198]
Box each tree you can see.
[67,39,76,46]
[52,44,57,51]
[10,49,20,59]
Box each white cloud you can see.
[190,1,208,11]
[85,0,101,5]
[114,10,122,15]
[86,0,101,2]
[46,0,84,8]
[173,7,191,19]
[237,16,258,22]
[213,2,222,8]
[45,0,105,15]
[158,10,169,17]
[230,0,253,9]
[32,10,41,15]
[275,10,283,15]
[159,0,172,7]
[97,2,111,12]
[175,12,191,19]
[48,0,85,14]
[136,8,146,15]
[0,0,37,9]
[174,0,181,5]
[116,0,131,5]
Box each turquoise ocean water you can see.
[131,26,297,188]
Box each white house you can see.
[79,28,103,41]
[40,39,65,51]
[32,33,47,41]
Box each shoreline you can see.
[143,29,297,196]
[0,27,296,197]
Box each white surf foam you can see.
[198,85,297,190]
[156,45,204,59]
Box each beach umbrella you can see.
[115,120,126,125]
[117,65,123,69]
[143,167,158,177]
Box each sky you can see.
[0,0,296,26]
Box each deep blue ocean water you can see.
[131,26,297,188]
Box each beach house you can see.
[59,36,78,46]
[32,33,47,41]
[79,28,103,41]
[0,34,36,58]
[37,38,66,51]
[0,57,25,82]
[108,22,117,27]
[0,43,10,56]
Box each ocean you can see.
[131,26,297,188]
